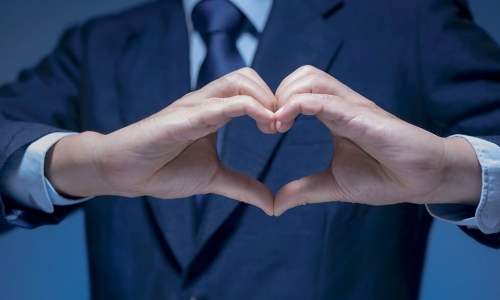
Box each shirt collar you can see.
[183,0,273,33]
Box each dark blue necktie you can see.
[193,0,246,89]
[192,0,247,216]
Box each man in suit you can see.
[0,0,499,299]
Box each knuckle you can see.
[288,94,305,107]
[362,100,380,111]
[238,67,256,76]
[181,91,196,98]
[298,181,312,206]
[298,65,318,75]
[199,97,222,107]
[307,72,335,87]
[239,95,256,106]
[305,73,326,85]
[317,94,332,102]
[289,93,302,104]
[222,72,245,85]
[386,112,400,120]
[203,97,221,106]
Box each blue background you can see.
[0,1,499,299]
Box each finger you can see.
[276,65,350,100]
[277,73,353,108]
[221,95,276,134]
[276,93,380,138]
[274,170,340,216]
[274,119,296,133]
[276,94,342,123]
[196,95,276,133]
[274,94,331,133]
[276,66,373,110]
[198,68,276,112]
[160,94,276,142]
[256,120,277,135]
[276,93,405,159]
[276,65,321,99]
[237,67,277,110]
[196,95,275,123]
[208,165,274,216]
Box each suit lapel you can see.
[192,0,346,256]
[116,0,191,126]
[116,0,195,269]
[254,0,345,90]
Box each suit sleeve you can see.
[0,26,85,229]
[418,0,500,247]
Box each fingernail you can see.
[276,121,282,130]
[269,121,276,132]
[275,107,284,115]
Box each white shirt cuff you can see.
[427,135,500,234]
[0,132,92,213]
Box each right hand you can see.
[45,68,277,215]
[272,66,481,215]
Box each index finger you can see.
[197,68,277,112]
[276,66,370,109]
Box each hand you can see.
[45,68,277,215]
[273,66,482,216]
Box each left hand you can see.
[273,66,482,216]
[45,68,277,215]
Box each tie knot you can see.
[192,0,245,39]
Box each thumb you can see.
[208,164,274,216]
[274,170,340,216]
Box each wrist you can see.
[44,131,117,198]
[434,137,482,206]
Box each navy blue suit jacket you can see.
[1,0,500,299]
